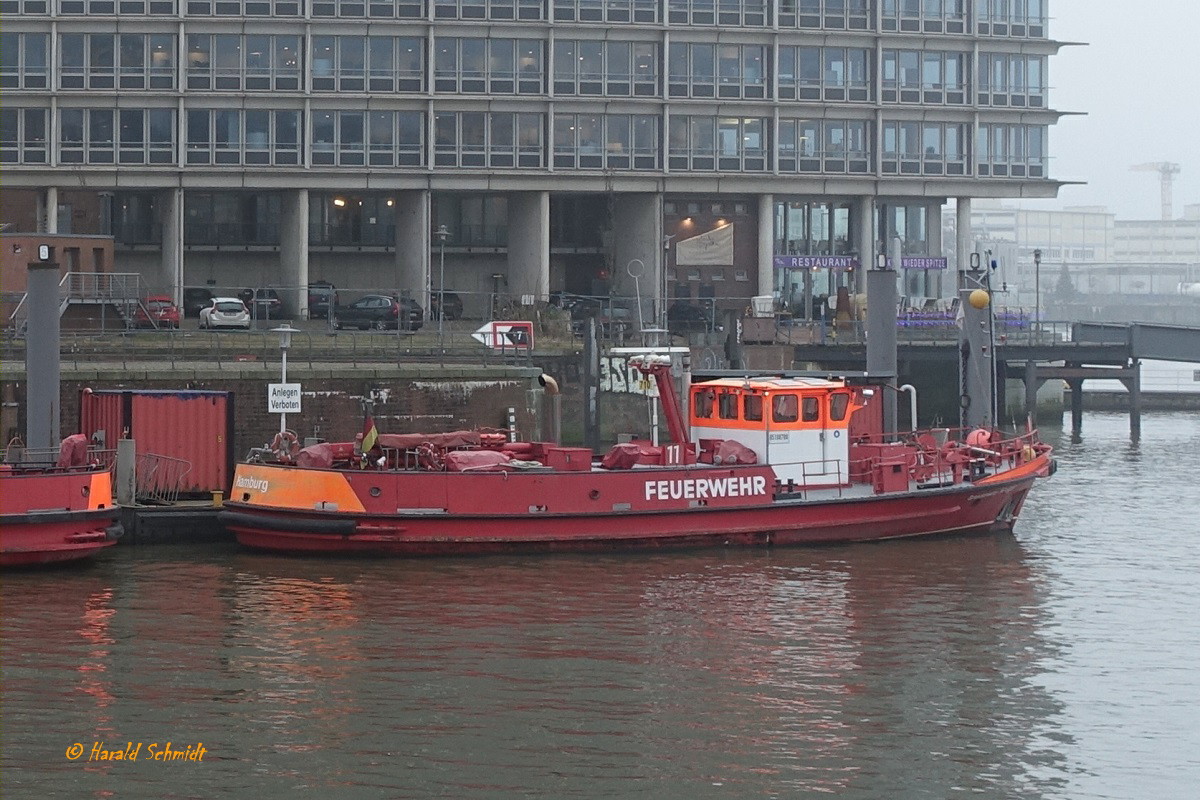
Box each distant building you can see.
[4,0,1069,320]
[1115,204,1200,264]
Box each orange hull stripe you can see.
[232,465,366,513]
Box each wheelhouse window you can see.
[743,394,763,422]
[693,388,715,419]
[802,396,820,422]
[773,394,799,423]
[718,392,739,420]
[829,393,849,421]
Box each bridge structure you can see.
[779,320,1200,436]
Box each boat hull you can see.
[0,468,120,567]
[222,458,1046,557]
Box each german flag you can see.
[361,411,380,453]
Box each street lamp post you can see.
[435,224,449,342]
[271,325,298,435]
[1032,248,1043,328]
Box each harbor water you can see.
[2,412,1198,799]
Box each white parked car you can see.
[199,297,251,330]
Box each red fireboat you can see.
[221,354,1054,557]
[1,435,121,567]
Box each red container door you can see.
[130,393,231,495]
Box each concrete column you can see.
[161,188,184,305]
[959,267,996,430]
[927,201,944,298]
[855,195,875,294]
[507,191,550,303]
[757,194,774,298]
[280,189,310,318]
[611,193,663,327]
[866,239,899,435]
[39,187,59,234]
[394,190,431,307]
[25,262,61,450]
[956,198,972,278]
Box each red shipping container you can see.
[79,389,234,496]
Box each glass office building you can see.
[1,0,1065,317]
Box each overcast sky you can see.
[1019,0,1200,219]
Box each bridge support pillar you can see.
[1023,360,1045,425]
[1066,378,1084,434]
[1121,359,1142,439]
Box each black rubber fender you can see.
[218,510,357,536]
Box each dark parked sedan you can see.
[334,295,424,331]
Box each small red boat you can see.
[1,435,121,567]
[221,355,1054,557]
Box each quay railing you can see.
[135,452,193,504]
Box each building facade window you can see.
[0,107,48,164]
[184,0,300,15]
[361,37,424,92]
[979,0,1046,37]
[778,119,869,174]
[668,0,766,27]
[186,108,300,165]
[881,120,967,175]
[880,0,967,34]
[977,123,1046,178]
[311,36,367,92]
[1,33,48,90]
[882,49,966,104]
[434,111,543,168]
[434,194,508,246]
[60,0,176,11]
[978,53,1045,107]
[309,195,396,247]
[113,192,162,245]
[185,192,281,247]
[118,108,175,164]
[60,34,115,90]
[553,113,657,170]
[553,0,655,23]
[433,0,542,21]
[669,43,764,99]
[555,40,656,97]
[781,0,871,31]
[312,109,422,166]
[669,116,767,172]
[0,0,49,13]
[778,46,869,102]
[188,34,300,91]
[60,108,117,164]
[312,0,423,17]
[435,38,543,94]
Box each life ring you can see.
[415,442,445,472]
[271,430,300,460]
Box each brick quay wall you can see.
[2,362,546,460]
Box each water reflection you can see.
[24,427,1199,799]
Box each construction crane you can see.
[1131,162,1182,221]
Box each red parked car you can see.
[135,295,182,329]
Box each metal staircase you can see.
[8,272,156,335]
